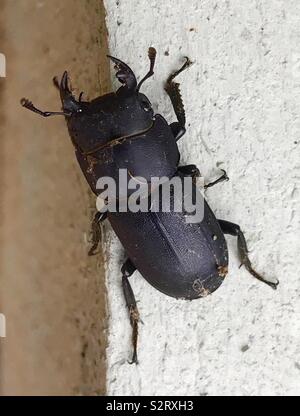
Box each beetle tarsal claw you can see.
[239,245,279,290]
[204,169,229,189]
[245,263,279,290]
[220,169,229,181]
[247,265,279,290]
[128,353,138,365]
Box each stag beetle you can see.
[21,48,279,364]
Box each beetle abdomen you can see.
[108,184,228,300]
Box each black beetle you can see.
[21,48,279,364]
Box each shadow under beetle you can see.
[21,47,279,364]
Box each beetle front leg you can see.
[218,219,279,290]
[88,211,107,256]
[121,258,140,364]
[165,57,193,141]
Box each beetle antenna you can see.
[137,47,157,92]
[20,98,71,117]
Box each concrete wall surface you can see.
[104,0,300,395]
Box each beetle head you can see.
[52,49,157,154]
[57,53,156,153]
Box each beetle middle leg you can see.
[218,219,279,290]
[177,164,200,182]
[121,258,140,364]
[88,211,107,256]
[178,165,229,188]
[204,169,229,189]
[165,57,193,141]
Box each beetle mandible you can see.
[21,47,279,364]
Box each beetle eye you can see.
[141,100,151,112]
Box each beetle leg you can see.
[121,259,139,364]
[165,56,193,140]
[204,169,229,189]
[218,220,279,290]
[88,211,107,256]
[170,123,186,141]
[178,164,201,181]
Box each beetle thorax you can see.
[66,91,154,154]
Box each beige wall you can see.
[0,0,110,395]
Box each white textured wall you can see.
[103,0,300,395]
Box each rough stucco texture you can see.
[103,0,300,395]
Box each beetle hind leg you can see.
[121,259,140,364]
[218,220,279,290]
